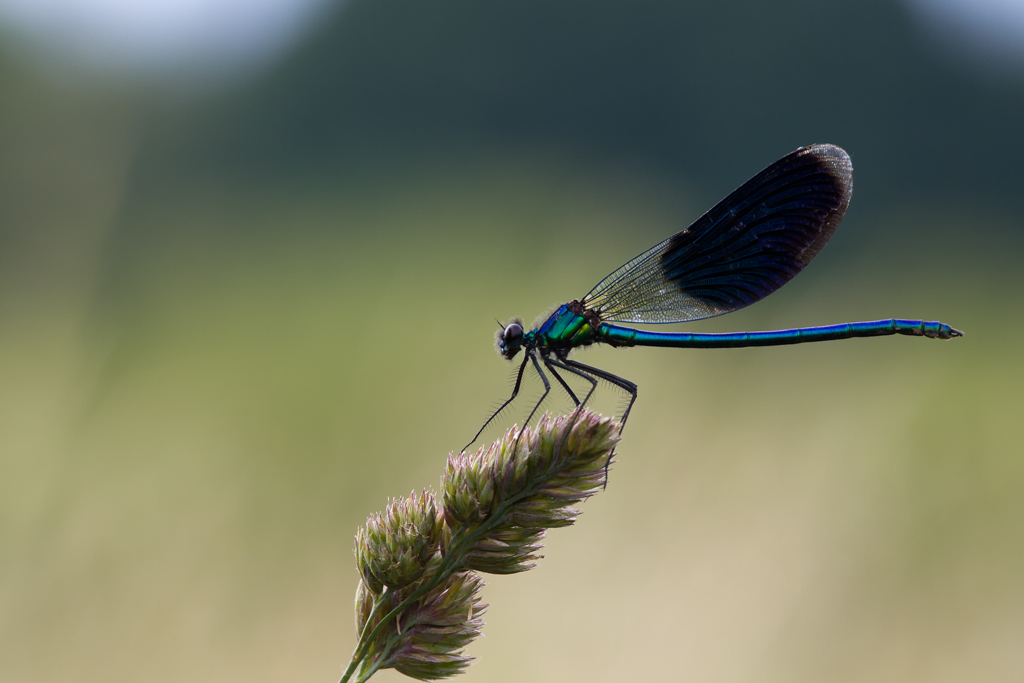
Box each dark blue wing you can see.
[583,144,852,324]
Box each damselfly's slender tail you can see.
[599,319,963,349]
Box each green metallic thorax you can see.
[527,302,601,356]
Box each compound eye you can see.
[503,323,523,344]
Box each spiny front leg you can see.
[562,358,639,434]
[462,354,529,453]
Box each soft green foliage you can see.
[344,410,620,682]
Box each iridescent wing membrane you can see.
[583,144,852,324]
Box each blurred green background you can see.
[1,0,1022,681]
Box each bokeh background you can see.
[1,1,1022,681]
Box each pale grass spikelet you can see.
[342,409,620,683]
[355,489,442,592]
[355,577,373,637]
[354,557,488,682]
[390,570,487,680]
[441,410,620,574]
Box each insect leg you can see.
[558,359,638,487]
[545,362,581,407]
[562,359,638,433]
[511,350,552,454]
[544,356,605,474]
[462,354,529,453]
[519,350,551,434]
